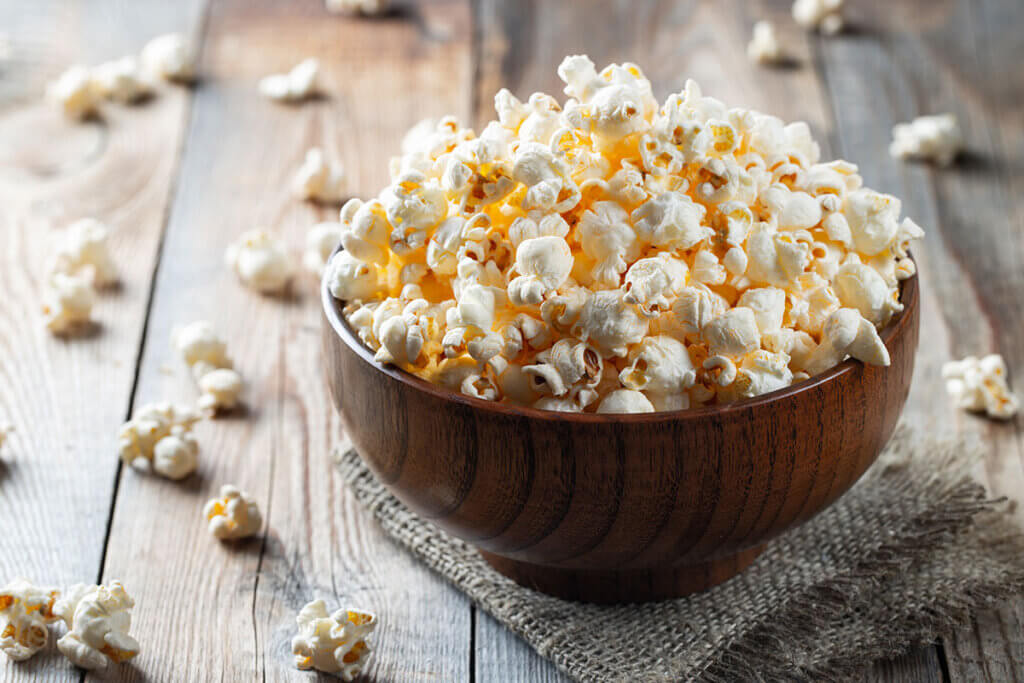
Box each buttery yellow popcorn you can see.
[0,579,60,661]
[328,56,922,413]
[291,600,377,680]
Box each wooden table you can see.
[1,0,1021,680]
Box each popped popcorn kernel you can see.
[92,56,152,103]
[943,354,1019,420]
[890,114,963,166]
[293,147,346,203]
[0,579,60,662]
[304,221,343,275]
[203,485,262,540]
[259,58,319,102]
[225,230,294,294]
[47,65,99,119]
[53,581,139,670]
[42,273,96,335]
[292,600,377,680]
[140,33,196,83]
[51,218,118,288]
[792,0,844,34]
[328,56,920,411]
[118,402,202,480]
[747,21,785,65]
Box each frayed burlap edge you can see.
[333,427,1024,682]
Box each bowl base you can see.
[479,545,766,603]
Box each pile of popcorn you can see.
[326,56,923,414]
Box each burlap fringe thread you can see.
[334,427,1024,682]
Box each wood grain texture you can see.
[94,0,475,680]
[0,1,205,680]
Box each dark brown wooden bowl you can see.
[322,263,920,603]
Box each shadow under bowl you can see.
[322,266,920,603]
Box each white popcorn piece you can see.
[292,148,346,203]
[508,236,574,305]
[890,114,963,166]
[259,58,319,102]
[833,262,901,327]
[0,579,60,662]
[747,21,785,65]
[225,230,294,294]
[596,389,655,414]
[47,65,99,119]
[578,201,640,287]
[173,320,232,374]
[572,290,648,358]
[51,218,118,288]
[804,308,890,375]
[92,56,152,103]
[631,191,710,251]
[118,402,202,480]
[304,221,343,275]
[702,307,761,358]
[325,0,390,14]
[203,485,263,540]
[942,354,1019,420]
[42,273,96,335]
[792,0,844,34]
[622,253,688,316]
[140,33,196,83]
[737,287,786,334]
[53,581,139,670]
[619,335,695,395]
[292,600,377,680]
[197,368,243,415]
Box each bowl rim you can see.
[323,251,919,423]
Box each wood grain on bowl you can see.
[323,270,919,603]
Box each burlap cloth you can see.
[333,427,1024,682]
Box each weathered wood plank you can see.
[812,0,1024,680]
[95,0,474,680]
[0,0,205,680]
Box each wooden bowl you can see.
[322,266,920,603]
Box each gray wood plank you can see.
[95,0,475,680]
[0,1,206,680]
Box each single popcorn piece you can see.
[53,581,139,670]
[293,148,346,203]
[47,64,99,119]
[291,599,378,680]
[92,56,152,103]
[140,33,196,83]
[792,0,844,34]
[197,368,243,414]
[118,402,202,480]
[173,321,242,414]
[0,579,60,662]
[203,485,263,540]
[942,354,1019,420]
[304,222,343,275]
[52,218,118,287]
[42,273,96,335]
[325,0,390,14]
[890,114,963,166]
[747,21,785,65]
[225,230,294,294]
[329,56,921,411]
[258,57,319,102]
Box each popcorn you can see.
[140,33,196,83]
[330,56,920,411]
[292,600,377,680]
[203,485,262,540]
[304,221,343,275]
[92,56,152,103]
[197,368,243,414]
[0,579,60,661]
[225,230,293,294]
[747,21,785,65]
[293,148,346,203]
[792,0,844,34]
[118,402,201,480]
[52,218,118,287]
[325,0,389,14]
[890,114,963,166]
[942,354,1019,420]
[53,581,139,670]
[42,273,96,335]
[47,65,99,119]
[259,58,319,102]
[173,320,232,376]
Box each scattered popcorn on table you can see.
[326,0,390,14]
[792,0,844,34]
[889,114,963,166]
[53,581,139,671]
[293,148,346,203]
[258,58,319,102]
[172,321,242,414]
[118,402,202,479]
[92,56,152,103]
[0,579,60,662]
[747,21,785,65]
[52,218,118,287]
[47,64,99,119]
[225,230,294,294]
[943,354,1019,420]
[291,599,377,680]
[140,33,196,83]
[304,221,343,275]
[203,485,262,540]
[42,273,96,335]
[197,368,243,414]
[329,56,923,412]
